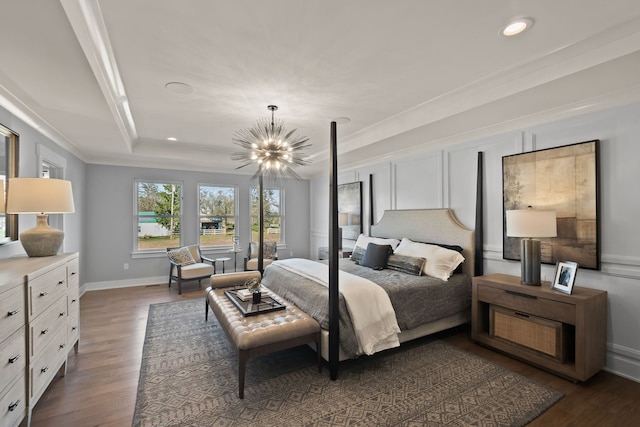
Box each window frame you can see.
[134,179,183,254]
[197,183,238,249]
[250,185,285,245]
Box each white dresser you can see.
[0,253,80,427]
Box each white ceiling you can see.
[1,0,640,178]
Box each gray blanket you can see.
[262,258,471,359]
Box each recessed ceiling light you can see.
[501,18,533,36]
[167,137,177,141]
[165,82,193,94]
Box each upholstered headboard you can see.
[370,208,476,277]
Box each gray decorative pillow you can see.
[351,246,366,264]
[361,243,393,270]
[168,247,196,266]
[387,253,425,276]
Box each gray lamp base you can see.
[520,238,541,286]
[20,214,64,257]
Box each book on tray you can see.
[236,289,269,301]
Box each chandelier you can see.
[232,105,311,180]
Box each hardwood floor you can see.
[30,284,640,426]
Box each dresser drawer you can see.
[0,286,25,344]
[0,375,26,427]
[477,284,576,324]
[29,266,67,319]
[68,308,80,348]
[67,258,79,291]
[29,296,67,358]
[30,327,67,402]
[0,328,26,397]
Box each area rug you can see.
[133,299,562,426]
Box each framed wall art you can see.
[338,181,362,240]
[503,140,600,270]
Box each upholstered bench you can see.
[205,271,321,398]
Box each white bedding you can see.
[272,258,400,355]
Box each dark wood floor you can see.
[30,283,640,426]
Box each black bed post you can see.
[474,151,484,276]
[329,121,340,380]
[369,174,374,228]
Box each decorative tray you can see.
[224,289,286,317]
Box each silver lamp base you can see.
[520,238,541,286]
[20,214,64,257]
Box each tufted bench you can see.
[205,271,321,398]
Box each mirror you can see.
[1,123,19,243]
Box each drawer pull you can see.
[41,366,49,373]
[72,299,77,303]
[41,328,49,335]
[58,280,64,285]
[7,309,19,316]
[8,400,20,412]
[9,354,20,363]
[71,271,77,276]
[60,344,66,349]
[505,290,537,300]
[40,291,48,297]
[60,312,66,317]
[72,326,77,331]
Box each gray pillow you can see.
[361,243,393,270]
[351,246,366,264]
[387,253,425,276]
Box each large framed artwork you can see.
[503,140,600,270]
[338,182,362,240]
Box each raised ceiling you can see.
[1,1,640,177]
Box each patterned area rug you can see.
[133,299,562,426]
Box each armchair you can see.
[167,245,216,294]
[243,242,278,271]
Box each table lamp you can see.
[506,208,557,285]
[6,177,75,257]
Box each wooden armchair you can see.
[243,242,278,271]
[167,245,216,294]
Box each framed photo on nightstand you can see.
[552,261,578,294]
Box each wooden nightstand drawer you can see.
[477,284,576,324]
[0,375,26,427]
[490,305,571,362]
[0,329,26,396]
[30,296,67,358]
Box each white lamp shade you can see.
[506,209,557,238]
[6,178,75,214]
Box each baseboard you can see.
[82,275,167,293]
[605,342,640,383]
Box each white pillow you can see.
[354,234,400,251]
[394,238,464,281]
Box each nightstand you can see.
[317,247,353,260]
[471,273,607,382]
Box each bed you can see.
[261,208,475,362]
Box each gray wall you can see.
[84,165,310,288]
[310,101,640,382]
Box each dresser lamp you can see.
[6,177,75,257]
[506,208,557,285]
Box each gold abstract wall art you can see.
[503,140,600,270]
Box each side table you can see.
[215,257,231,274]
[471,273,607,382]
[227,249,244,272]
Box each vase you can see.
[252,291,261,304]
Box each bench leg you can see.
[238,351,248,399]
[315,333,322,373]
[205,298,209,321]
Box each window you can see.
[136,180,182,251]
[250,186,283,243]
[198,184,237,247]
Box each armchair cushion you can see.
[180,263,215,279]
[167,247,196,266]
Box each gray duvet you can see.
[261,258,471,358]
